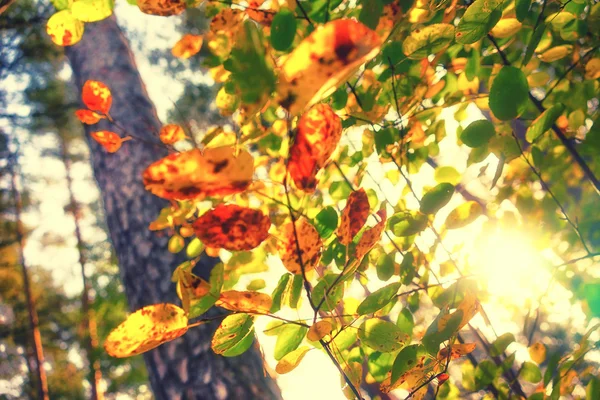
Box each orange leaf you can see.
[75,109,104,124]
[355,209,387,260]
[142,147,254,201]
[104,303,188,358]
[192,204,270,251]
[82,80,112,114]
[307,320,333,341]
[171,34,203,59]
[439,291,480,332]
[91,131,132,153]
[437,343,476,360]
[210,8,244,34]
[337,188,370,245]
[288,103,342,192]
[159,124,187,144]
[278,217,323,275]
[216,290,272,313]
[137,0,186,16]
[277,19,381,115]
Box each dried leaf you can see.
[277,19,382,115]
[159,124,187,145]
[307,320,333,341]
[75,109,104,124]
[82,80,112,114]
[142,147,254,200]
[104,303,188,357]
[91,131,132,153]
[192,204,270,251]
[275,346,311,374]
[216,290,272,314]
[137,0,186,16]
[288,103,342,191]
[278,217,323,274]
[46,10,84,47]
[171,34,203,59]
[529,342,546,364]
[338,188,370,245]
[355,209,387,260]
[210,8,244,34]
[437,343,477,360]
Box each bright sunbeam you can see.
[467,229,552,304]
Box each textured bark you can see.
[65,15,281,400]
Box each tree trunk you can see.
[65,15,281,400]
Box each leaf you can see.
[525,104,565,143]
[455,0,504,44]
[520,361,542,383]
[270,9,296,51]
[278,217,323,274]
[584,282,600,317]
[435,166,461,185]
[445,201,483,229]
[288,104,343,191]
[376,253,395,282]
[359,0,384,30]
[437,343,476,360]
[490,18,522,38]
[104,303,188,357]
[142,147,254,201]
[307,320,333,341]
[46,10,85,47]
[275,346,311,374]
[338,188,370,245]
[274,324,308,360]
[355,209,387,260]
[91,131,132,153]
[387,211,428,237]
[529,342,546,364]
[211,313,255,357]
[474,360,498,389]
[538,45,573,62]
[420,183,455,215]
[489,66,530,121]
[312,274,344,312]
[188,263,224,318]
[523,23,546,67]
[585,58,600,80]
[270,274,291,313]
[490,332,515,356]
[216,290,272,314]
[171,34,203,59]
[75,109,104,124]
[71,0,113,23]
[82,80,112,114]
[192,204,270,251]
[159,124,187,145]
[515,0,531,22]
[357,282,401,315]
[460,120,496,148]
[403,24,455,60]
[289,274,303,309]
[277,19,381,114]
[358,319,409,352]
[391,344,425,385]
[314,206,338,239]
[137,0,186,16]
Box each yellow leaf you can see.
[490,18,522,39]
[142,147,254,201]
[277,217,323,275]
[104,303,188,358]
[171,34,203,59]
[539,45,573,63]
[307,320,333,341]
[529,342,546,364]
[277,19,381,115]
[159,124,187,145]
[71,0,113,23]
[585,58,600,80]
[216,290,272,314]
[275,346,311,374]
[437,343,477,360]
[439,291,480,332]
[46,10,84,47]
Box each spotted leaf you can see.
[82,80,112,114]
[137,0,185,16]
[338,188,370,245]
[159,124,187,145]
[46,10,84,47]
[171,34,203,59]
[216,290,272,314]
[75,109,104,124]
[278,217,323,275]
[91,131,132,153]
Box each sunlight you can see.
[467,229,552,304]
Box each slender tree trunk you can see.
[59,138,104,400]
[65,15,281,400]
[8,154,49,400]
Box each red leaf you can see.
[159,124,187,145]
[337,188,370,245]
[82,80,112,114]
[91,131,131,153]
[75,109,104,124]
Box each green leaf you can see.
[312,274,344,312]
[270,274,291,313]
[358,319,409,352]
[474,360,498,389]
[376,253,395,281]
[490,66,530,121]
[420,183,455,214]
[289,274,303,309]
[331,88,348,110]
[445,201,483,229]
[520,361,542,383]
[435,166,461,185]
[368,352,395,382]
[391,344,425,385]
[388,211,428,237]
[186,237,204,258]
[314,206,338,239]
[422,308,463,354]
[460,120,496,148]
[51,0,72,11]
[274,324,308,360]
[526,104,565,143]
[456,0,504,44]
[270,9,297,51]
[189,263,223,318]
[359,0,384,30]
[515,0,531,22]
[523,23,547,67]
[403,24,455,59]
[212,313,255,357]
[357,282,401,315]
[490,333,515,357]
[584,282,600,317]
[587,377,600,400]
[396,308,414,337]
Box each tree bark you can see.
[65,15,281,400]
